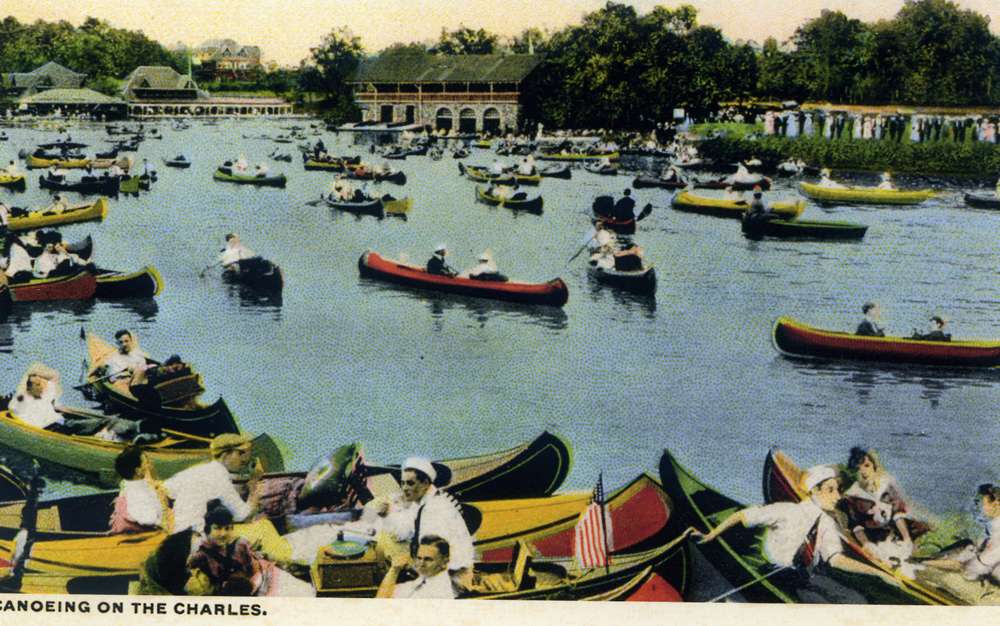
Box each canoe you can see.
[8,197,108,232]
[695,176,772,191]
[39,174,120,196]
[799,181,936,205]
[0,409,283,488]
[475,185,544,213]
[763,449,963,605]
[741,217,868,241]
[964,192,1000,209]
[0,174,26,191]
[118,175,151,195]
[95,266,164,299]
[658,448,802,603]
[0,432,572,579]
[475,473,672,562]
[86,334,241,438]
[304,159,348,171]
[588,265,657,295]
[162,158,190,169]
[538,151,620,162]
[0,463,26,503]
[597,216,636,235]
[213,168,287,188]
[671,191,805,220]
[345,168,406,185]
[221,257,283,293]
[771,316,1000,367]
[460,163,541,186]
[10,270,96,302]
[323,194,410,217]
[26,155,90,169]
[632,175,686,190]
[584,163,618,176]
[360,250,569,308]
[537,164,571,179]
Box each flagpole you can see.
[597,472,610,575]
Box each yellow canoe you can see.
[26,155,128,170]
[671,190,805,219]
[8,197,108,232]
[799,181,936,205]
[0,174,26,190]
[538,151,620,162]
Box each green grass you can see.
[691,122,761,139]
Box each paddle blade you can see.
[637,203,653,221]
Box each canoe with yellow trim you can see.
[772,316,1000,367]
[25,155,127,170]
[538,151,620,162]
[0,174,26,191]
[95,266,163,299]
[0,409,280,487]
[475,185,544,213]
[799,181,936,205]
[671,190,804,219]
[10,270,96,302]
[8,197,108,232]
[763,449,964,605]
[460,163,541,186]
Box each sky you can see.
[4,0,1000,66]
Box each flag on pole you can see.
[574,473,613,569]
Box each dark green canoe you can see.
[742,217,868,240]
[213,168,287,188]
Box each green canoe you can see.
[213,168,287,188]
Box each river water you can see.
[1,119,998,521]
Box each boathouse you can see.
[349,53,541,134]
[3,62,86,98]
[121,66,293,118]
[18,88,127,119]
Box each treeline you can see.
[303,0,1000,127]
[0,16,184,95]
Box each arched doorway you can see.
[435,107,453,132]
[459,108,477,134]
[483,108,501,135]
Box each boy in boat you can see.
[691,465,900,602]
[110,446,169,533]
[856,302,886,337]
[377,535,455,599]
[911,316,951,341]
[426,246,458,277]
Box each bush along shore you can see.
[697,132,1000,178]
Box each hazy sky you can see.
[5,0,1000,66]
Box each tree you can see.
[302,27,364,120]
[432,26,498,55]
[791,10,870,102]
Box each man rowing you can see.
[98,329,151,383]
[692,465,900,602]
[426,246,458,277]
[911,316,950,341]
[219,234,256,271]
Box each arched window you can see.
[435,107,453,131]
[459,107,477,134]
[483,108,501,135]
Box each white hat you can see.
[402,456,436,482]
[434,245,447,255]
[802,465,837,492]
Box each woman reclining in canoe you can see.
[460,250,507,282]
[911,316,951,342]
[691,465,900,602]
[843,447,929,564]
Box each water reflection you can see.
[224,283,283,319]
[583,280,656,318]
[359,279,569,331]
[106,298,160,321]
[6,299,97,329]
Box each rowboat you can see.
[695,176,771,191]
[537,163,571,179]
[964,192,1000,209]
[345,166,406,185]
[0,409,283,487]
[221,257,283,293]
[323,194,411,217]
[95,266,163,299]
[588,265,657,295]
[475,185,544,213]
[10,271,96,302]
[39,174,120,196]
[584,163,618,176]
[799,181,936,205]
[659,448,802,603]
[26,155,128,170]
[632,175,686,190]
[741,217,868,241]
[671,191,805,220]
[359,251,568,307]
[538,151,620,162]
[763,449,964,605]
[117,175,150,195]
[213,168,287,188]
[459,163,540,186]
[304,159,348,171]
[771,316,1000,367]
[0,174,26,191]
[86,334,241,438]
[8,197,108,232]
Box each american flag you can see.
[574,473,613,570]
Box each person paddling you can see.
[877,171,896,191]
[426,246,457,277]
[911,315,950,342]
[856,302,885,337]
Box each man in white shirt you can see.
[4,237,33,279]
[219,233,256,269]
[8,363,65,430]
[377,535,455,599]
[99,329,151,382]
[110,446,165,532]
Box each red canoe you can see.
[11,271,97,302]
[772,316,1000,367]
[625,573,683,602]
[358,250,568,307]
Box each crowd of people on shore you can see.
[760,109,1000,144]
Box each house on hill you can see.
[193,39,263,77]
[348,52,541,134]
[4,61,86,98]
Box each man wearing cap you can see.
[692,465,899,602]
[377,457,474,588]
[426,247,457,277]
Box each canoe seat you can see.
[471,540,534,593]
[153,374,205,406]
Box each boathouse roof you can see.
[6,62,86,92]
[19,88,123,105]
[121,66,206,101]
[351,53,541,84]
